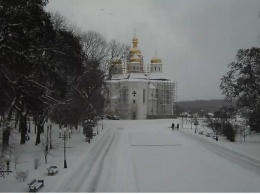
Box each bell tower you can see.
[150,51,163,73]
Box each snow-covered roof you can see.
[109,73,148,81]
[108,72,172,82]
[149,83,156,89]
[128,73,148,80]
[148,72,170,80]
[111,74,129,80]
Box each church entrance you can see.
[132,111,136,119]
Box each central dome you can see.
[129,47,141,55]
[130,54,140,63]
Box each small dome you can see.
[130,54,140,63]
[151,57,162,64]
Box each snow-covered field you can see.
[1,118,260,192]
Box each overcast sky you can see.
[46,0,260,101]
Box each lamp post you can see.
[181,113,184,129]
[0,155,13,178]
[96,119,99,135]
[58,127,71,168]
[63,128,67,168]
[101,116,103,129]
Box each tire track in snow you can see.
[83,133,115,192]
[128,132,140,192]
[50,128,111,192]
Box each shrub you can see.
[15,170,28,182]
[223,122,236,142]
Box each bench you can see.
[28,179,44,192]
[46,166,58,176]
[199,131,204,135]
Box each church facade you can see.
[104,36,177,120]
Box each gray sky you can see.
[46,0,260,101]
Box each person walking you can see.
[171,123,175,130]
[176,123,179,130]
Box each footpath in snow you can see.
[0,118,260,192]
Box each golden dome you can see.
[129,47,141,55]
[111,57,122,65]
[129,54,140,63]
[151,57,162,64]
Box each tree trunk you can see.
[34,121,37,134]
[19,114,27,144]
[0,115,2,127]
[2,127,10,151]
[7,107,13,121]
[45,153,47,164]
[15,112,19,129]
[35,124,43,145]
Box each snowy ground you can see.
[1,118,260,192]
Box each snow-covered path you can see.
[116,120,260,192]
[180,130,260,176]
[53,119,260,192]
[1,118,260,192]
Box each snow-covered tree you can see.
[220,47,260,133]
[0,0,57,144]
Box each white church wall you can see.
[127,80,149,120]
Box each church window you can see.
[159,67,160,71]
[133,67,135,71]
[143,89,145,103]
[155,67,157,71]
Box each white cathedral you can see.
[104,35,177,120]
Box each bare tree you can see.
[238,121,250,143]
[81,31,109,64]
[51,12,69,31]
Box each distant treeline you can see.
[177,99,235,114]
